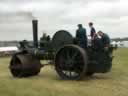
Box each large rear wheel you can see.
[55,45,88,80]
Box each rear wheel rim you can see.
[55,45,88,80]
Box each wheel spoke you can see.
[71,51,79,60]
[58,56,65,67]
[65,49,71,60]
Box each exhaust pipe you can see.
[32,19,38,48]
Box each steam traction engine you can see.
[9,20,114,80]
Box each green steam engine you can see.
[9,20,115,80]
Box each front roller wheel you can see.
[9,54,42,77]
[55,45,88,80]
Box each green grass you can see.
[0,48,128,96]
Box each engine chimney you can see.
[32,19,38,48]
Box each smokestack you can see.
[32,19,38,48]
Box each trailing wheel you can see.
[55,45,88,80]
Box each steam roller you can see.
[9,19,115,80]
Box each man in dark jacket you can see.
[76,24,87,49]
[92,34,103,50]
[89,22,96,39]
[98,31,110,49]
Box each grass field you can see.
[0,48,128,96]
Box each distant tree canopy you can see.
[40,33,51,42]
[40,33,51,49]
[111,37,128,42]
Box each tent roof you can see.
[0,46,18,52]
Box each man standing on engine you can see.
[97,31,110,50]
[89,22,96,39]
[76,24,87,49]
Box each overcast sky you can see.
[0,0,127,40]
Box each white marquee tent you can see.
[0,46,18,52]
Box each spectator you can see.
[89,22,96,39]
[98,31,110,50]
[76,24,87,49]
